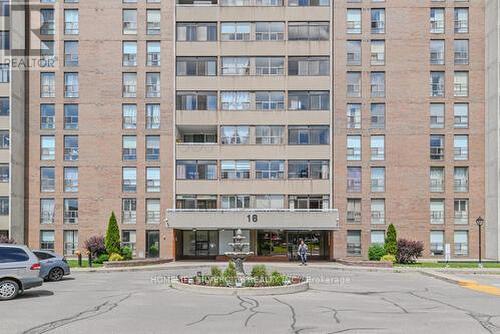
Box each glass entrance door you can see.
[257,230,287,256]
[287,231,327,257]
[146,230,160,258]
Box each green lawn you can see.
[396,262,500,269]
[66,259,103,268]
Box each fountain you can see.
[224,229,254,275]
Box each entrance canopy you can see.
[165,209,339,230]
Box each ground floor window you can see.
[347,230,361,256]
[182,230,218,257]
[40,230,55,251]
[146,230,159,258]
[63,230,78,256]
[122,230,136,256]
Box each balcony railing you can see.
[430,211,444,224]
[347,243,361,256]
[430,179,444,192]
[371,211,385,224]
[454,243,468,256]
[147,211,161,224]
[346,211,361,223]
[454,179,468,192]
[430,243,444,255]
[454,211,468,224]
[64,210,78,224]
[430,147,444,160]
[122,211,137,224]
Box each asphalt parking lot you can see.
[1,265,500,334]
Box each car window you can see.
[0,247,30,263]
[33,251,54,260]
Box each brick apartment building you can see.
[2,0,499,261]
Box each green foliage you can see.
[149,244,159,257]
[243,278,256,287]
[210,266,222,277]
[251,264,268,280]
[105,212,121,255]
[368,244,386,261]
[223,261,238,284]
[121,246,133,261]
[269,271,286,286]
[384,224,398,256]
[94,253,109,264]
[108,253,124,262]
[380,254,396,263]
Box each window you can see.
[123,9,137,34]
[371,167,385,192]
[146,136,160,161]
[371,9,385,34]
[371,40,385,65]
[454,71,468,97]
[176,22,217,42]
[454,199,468,224]
[122,198,136,224]
[146,167,160,192]
[256,91,285,110]
[430,40,445,65]
[0,197,8,216]
[430,104,445,128]
[147,41,161,66]
[221,22,251,41]
[430,135,444,160]
[453,104,468,129]
[454,135,468,160]
[371,104,385,129]
[0,1,9,17]
[63,41,79,67]
[64,9,79,35]
[122,136,137,161]
[288,126,329,145]
[430,199,445,224]
[371,231,385,245]
[176,195,217,209]
[176,160,217,180]
[454,231,468,256]
[370,136,385,160]
[146,73,160,98]
[0,164,9,183]
[122,104,137,130]
[221,57,250,75]
[176,57,217,76]
[288,160,329,179]
[255,160,285,179]
[430,231,444,255]
[371,199,385,224]
[146,104,161,129]
[41,9,55,35]
[454,8,468,34]
[123,41,137,66]
[41,104,55,130]
[0,97,7,116]
[180,132,216,144]
[146,10,161,35]
[41,167,55,192]
[346,40,361,65]
[347,72,361,97]
[40,199,55,224]
[221,160,250,179]
[41,40,55,60]
[64,135,79,161]
[347,199,361,223]
[63,231,78,256]
[176,91,217,110]
[255,126,284,144]
[347,104,361,129]
[41,72,55,98]
[430,167,444,192]
[288,91,329,110]
[146,199,161,224]
[221,195,250,209]
[221,91,251,110]
[256,57,285,75]
[40,136,55,160]
[347,9,362,34]
[64,167,78,192]
[0,63,9,82]
[370,72,385,97]
[347,230,361,256]
[430,8,445,34]
[288,0,329,6]
[221,126,250,144]
[0,130,8,149]
[347,135,361,161]
[122,230,136,255]
[289,196,329,210]
[255,22,284,40]
[64,73,79,98]
[40,231,55,251]
[454,167,468,192]
[347,167,361,192]
[454,40,469,64]
[122,168,137,192]
[63,104,78,130]
[254,195,284,209]
[123,73,137,98]
[63,199,78,224]
[288,22,329,40]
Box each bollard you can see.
[78,253,82,267]
[88,253,92,268]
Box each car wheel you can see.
[0,280,20,301]
[48,267,64,281]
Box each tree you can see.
[105,212,121,255]
[84,235,106,258]
[396,239,424,264]
[384,223,397,256]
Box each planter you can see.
[103,258,173,268]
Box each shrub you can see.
[149,244,159,257]
[384,224,398,256]
[0,235,15,244]
[243,278,256,287]
[121,246,133,261]
[380,254,396,263]
[251,264,268,280]
[94,253,109,264]
[224,261,238,284]
[269,271,286,286]
[84,235,106,259]
[396,239,424,264]
[368,244,386,261]
[210,266,222,277]
[108,253,124,262]
[105,212,121,255]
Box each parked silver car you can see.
[0,244,43,300]
[33,250,71,282]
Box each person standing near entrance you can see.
[298,239,308,266]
